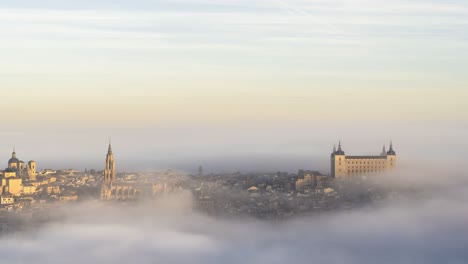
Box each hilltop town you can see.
[0,141,397,232]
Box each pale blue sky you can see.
[2,0,467,95]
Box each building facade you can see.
[331,141,396,178]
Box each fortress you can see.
[331,141,396,178]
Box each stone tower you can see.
[386,141,397,169]
[27,161,37,180]
[104,142,116,185]
[330,141,346,178]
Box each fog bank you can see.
[1,175,468,264]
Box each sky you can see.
[0,0,467,171]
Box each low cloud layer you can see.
[2,172,468,264]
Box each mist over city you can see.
[1,165,468,264]
[1,0,467,263]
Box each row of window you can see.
[338,162,386,166]
[349,166,385,169]
[338,168,385,172]
[339,162,387,167]
[347,161,386,165]
[349,170,379,173]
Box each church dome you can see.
[8,151,19,164]
[8,157,19,164]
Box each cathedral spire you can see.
[108,138,112,154]
[104,140,116,186]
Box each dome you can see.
[8,151,19,164]
[8,157,19,164]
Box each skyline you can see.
[0,125,465,174]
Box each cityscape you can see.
[1,0,467,263]
[0,140,400,231]
[0,136,466,263]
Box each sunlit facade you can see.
[331,142,396,178]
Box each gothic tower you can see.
[104,142,116,185]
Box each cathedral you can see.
[6,149,36,180]
[330,141,396,178]
[100,142,138,201]
[0,149,37,196]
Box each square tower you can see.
[330,142,347,178]
[386,141,397,169]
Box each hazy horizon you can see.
[0,120,465,174]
